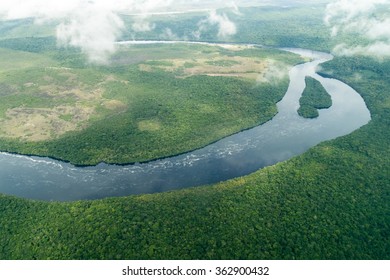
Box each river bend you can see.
[0,45,371,201]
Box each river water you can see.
[0,45,371,201]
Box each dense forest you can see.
[298,77,332,118]
[1,55,389,260]
[0,3,389,260]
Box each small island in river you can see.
[298,76,332,118]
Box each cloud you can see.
[131,17,156,33]
[325,0,390,59]
[56,7,124,64]
[227,1,243,16]
[0,0,80,20]
[0,0,243,63]
[0,0,178,63]
[196,10,237,40]
[258,60,290,85]
[333,42,390,59]
[160,28,182,41]
[208,10,237,38]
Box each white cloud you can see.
[333,42,390,60]
[324,0,385,27]
[228,1,243,16]
[325,0,390,59]
[0,0,176,63]
[160,28,182,40]
[196,10,237,40]
[258,60,290,85]
[209,10,237,39]
[0,0,80,20]
[56,7,124,64]
[131,17,156,33]
[0,0,244,63]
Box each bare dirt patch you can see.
[0,105,95,141]
[0,68,134,142]
[139,55,268,81]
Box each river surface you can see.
[0,44,371,201]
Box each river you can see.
[0,44,371,201]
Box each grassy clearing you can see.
[0,48,57,72]
[0,55,110,141]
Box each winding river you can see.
[0,44,371,201]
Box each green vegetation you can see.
[298,77,332,118]
[0,36,56,53]
[0,18,56,39]
[0,47,57,72]
[0,54,389,260]
[0,41,301,165]
[0,3,389,260]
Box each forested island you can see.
[298,77,332,118]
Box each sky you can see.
[1,1,389,62]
